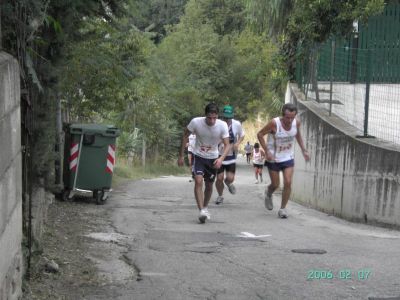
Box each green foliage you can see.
[58,18,154,119]
[245,0,293,36]
[30,88,58,188]
[7,0,384,186]
[183,0,247,36]
[123,0,189,42]
[117,128,142,155]
[232,29,288,117]
[55,13,184,160]
[244,0,385,79]
[1,0,126,185]
[154,22,224,120]
[148,0,284,124]
[282,0,385,78]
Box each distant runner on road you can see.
[178,103,230,223]
[244,141,253,164]
[257,103,310,219]
[252,142,265,184]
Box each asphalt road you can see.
[86,156,400,300]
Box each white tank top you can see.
[252,149,264,165]
[266,117,297,162]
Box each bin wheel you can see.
[95,190,106,205]
[101,191,109,202]
[62,189,74,202]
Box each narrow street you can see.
[77,156,400,300]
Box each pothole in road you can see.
[291,248,327,254]
[368,297,400,300]
[184,241,221,254]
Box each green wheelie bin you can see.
[63,123,120,204]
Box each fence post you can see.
[350,33,359,83]
[359,48,374,138]
[329,39,335,116]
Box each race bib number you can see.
[278,143,292,153]
[200,145,212,153]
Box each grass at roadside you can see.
[113,158,189,186]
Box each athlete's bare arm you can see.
[295,118,310,161]
[178,128,191,166]
[234,135,245,152]
[214,137,230,169]
[260,148,266,159]
[257,119,276,162]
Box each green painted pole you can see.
[363,48,371,137]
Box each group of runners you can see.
[178,102,310,223]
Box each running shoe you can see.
[203,207,211,220]
[198,210,207,223]
[278,208,288,218]
[255,179,259,184]
[215,196,224,205]
[225,182,236,194]
[264,191,273,210]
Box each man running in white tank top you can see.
[257,103,310,218]
[178,103,230,223]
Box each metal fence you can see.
[295,41,400,145]
[295,2,400,145]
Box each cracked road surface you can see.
[79,157,400,299]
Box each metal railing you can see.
[296,41,400,145]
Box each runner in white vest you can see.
[178,103,230,223]
[215,105,245,205]
[257,103,310,218]
[244,141,253,164]
[252,142,265,184]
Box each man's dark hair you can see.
[205,102,219,115]
[254,142,260,148]
[282,103,298,115]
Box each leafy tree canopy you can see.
[286,0,385,45]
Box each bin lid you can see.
[69,123,120,137]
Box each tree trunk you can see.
[55,94,63,186]
[142,137,146,167]
[154,143,159,163]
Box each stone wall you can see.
[0,52,23,299]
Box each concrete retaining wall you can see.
[287,83,400,228]
[0,52,23,299]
